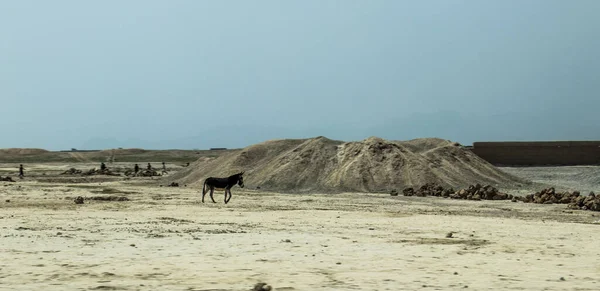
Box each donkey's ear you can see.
[240,171,245,175]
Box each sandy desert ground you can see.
[1,163,600,291]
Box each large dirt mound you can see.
[0,148,49,155]
[168,136,527,193]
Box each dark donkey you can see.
[201,172,245,204]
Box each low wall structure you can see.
[469,141,600,166]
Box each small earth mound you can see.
[252,283,272,291]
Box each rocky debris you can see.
[402,184,514,200]
[61,168,83,175]
[568,192,600,211]
[167,182,179,187]
[87,196,130,201]
[390,189,398,196]
[402,183,455,198]
[82,168,120,176]
[74,196,84,204]
[252,283,272,291]
[520,188,580,204]
[520,188,600,211]
[0,176,15,182]
[124,169,162,177]
[403,183,512,201]
[450,184,512,201]
[401,184,600,212]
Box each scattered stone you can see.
[5,199,10,203]
[252,282,272,291]
[446,232,454,238]
[82,168,120,176]
[403,183,502,201]
[74,196,84,204]
[167,182,179,187]
[403,183,454,198]
[518,188,600,212]
[281,239,292,243]
[390,189,398,196]
[88,196,130,202]
[61,168,82,175]
[402,184,600,212]
[124,169,161,177]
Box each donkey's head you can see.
[237,171,245,188]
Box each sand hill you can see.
[168,136,527,193]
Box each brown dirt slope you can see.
[0,148,225,163]
[168,136,528,193]
[0,148,49,155]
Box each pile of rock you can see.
[399,184,600,212]
[402,183,514,201]
[0,176,15,182]
[519,188,600,211]
[82,168,120,176]
[450,184,514,201]
[61,168,83,175]
[124,169,162,177]
[519,188,576,204]
[568,193,600,211]
[402,183,455,197]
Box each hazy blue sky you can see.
[1,0,599,150]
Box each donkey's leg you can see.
[209,187,217,203]
[225,189,232,204]
[224,189,229,204]
[202,187,208,203]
